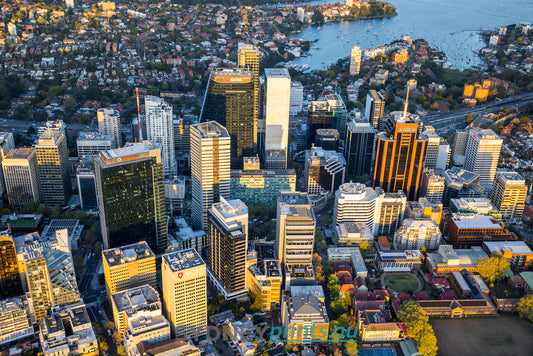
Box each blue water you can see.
[287,0,533,70]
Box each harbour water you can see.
[287,0,533,71]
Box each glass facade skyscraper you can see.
[344,120,376,178]
[95,141,167,253]
[200,69,255,167]
[307,94,347,147]
[0,235,22,299]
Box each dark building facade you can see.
[372,113,428,201]
[95,142,167,253]
[307,94,347,148]
[315,129,340,151]
[0,235,23,299]
[344,121,375,179]
[200,69,255,167]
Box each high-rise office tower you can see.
[307,94,347,146]
[422,169,445,204]
[238,43,260,146]
[304,146,346,195]
[145,96,177,176]
[97,108,121,148]
[21,235,80,322]
[365,90,385,130]
[36,128,71,205]
[201,69,255,166]
[464,129,502,184]
[372,112,428,201]
[422,126,450,171]
[207,198,248,300]
[162,249,207,340]
[102,241,157,297]
[95,142,167,253]
[344,120,376,178]
[0,235,22,299]
[2,148,40,207]
[452,130,468,157]
[264,68,291,169]
[489,171,528,221]
[76,157,97,210]
[333,183,379,235]
[290,81,304,116]
[76,132,114,157]
[374,188,407,236]
[349,46,362,75]
[190,121,231,230]
[276,192,316,267]
[0,132,15,195]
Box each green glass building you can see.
[95,141,167,253]
[230,168,296,206]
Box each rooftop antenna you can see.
[136,88,143,142]
[403,79,417,122]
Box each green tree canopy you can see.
[253,292,264,311]
[345,341,359,356]
[398,300,438,356]
[477,253,511,284]
[517,294,533,322]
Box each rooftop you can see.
[191,121,230,138]
[163,248,205,273]
[496,171,526,184]
[77,131,114,142]
[3,147,35,160]
[265,68,290,78]
[452,214,502,229]
[483,241,533,255]
[279,192,310,206]
[99,141,160,162]
[102,241,155,267]
[111,285,160,313]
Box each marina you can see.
[286,0,533,71]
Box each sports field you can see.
[383,274,419,293]
[431,315,533,356]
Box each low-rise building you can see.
[426,245,488,275]
[358,309,403,342]
[416,299,496,318]
[375,250,423,272]
[133,339,201,356]
[482,241,533,271]
[335,221,373,247]
[0,297,33,346]
[39,304,98,356]
[281,294,329,344]
[448,214,516,247]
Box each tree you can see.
[517,294,533,322]
[105,321,115,331]
[99,340,109,352]
[345,341,359,356]
[359,241,372,256]
[477,253,511,284]
[117,345,126,356]
[311,9,324,24]
[465,113,475,124]
[253,292,264,311]
[398,300,438,356]
[416,328,438,356]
